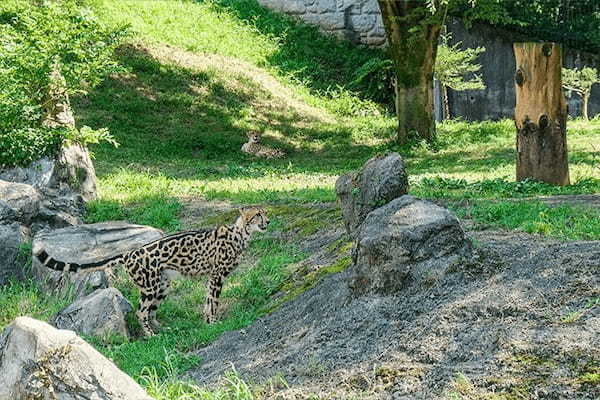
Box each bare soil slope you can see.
[188,224,599,399]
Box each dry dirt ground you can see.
[183,197,600,400]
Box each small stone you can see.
[53,288,133,337]
[0,180,41,224]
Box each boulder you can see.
[0,144,98,202]
[0,223,31,286]
[35,187,85,230]
[53,288,133,337]
[349,196,471,296]
[0,180,41,224]
[335,152,408,236]
[32,221,163,298]
[0,317,153,400]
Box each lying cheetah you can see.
[36,207,269,337]
[241,131,285,159]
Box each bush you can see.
[0,0,128,168]
[0,128,65,168]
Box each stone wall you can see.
[257,0,386,46]
[259,0,600,120]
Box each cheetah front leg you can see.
[204,274,224,324]
[137,292,157,338]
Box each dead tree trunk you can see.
[41,64,75,129]
[514,42,570,186]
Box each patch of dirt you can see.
[534,194,600,210]
[187,216,600,399]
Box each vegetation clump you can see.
[0,0,127,168]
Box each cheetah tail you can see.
[35,250,125,273]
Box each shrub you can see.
[0,0,128,168]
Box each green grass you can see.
[72,0,600,232]
[454,201,600,240]
[85,235,303,380]
[0,280,73,331]
[2,0,600,398]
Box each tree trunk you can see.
[377,0,443,144]
[514,42,569,186]
[443,85,450,120]
[582,91,590,121]
[42,64,75,129]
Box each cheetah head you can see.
[239,206,269,233]
[246,131,261,144]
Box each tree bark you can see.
[582,91,590,121]
[514,42,569,186]
[378,0,443,144]
[442,85,450,120]
[42,64,75,129]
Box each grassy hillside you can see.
[79,0,600,230]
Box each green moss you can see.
[264,256,351,314]
[281,207,342,237]
[200,206,341,238]
[578,371,600,385]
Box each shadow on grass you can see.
[208,0,393,105]
[74,43,383,179]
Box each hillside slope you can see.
[189,223,600,399]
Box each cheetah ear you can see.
[239,207,251,221]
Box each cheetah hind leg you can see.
[149,273,172,333]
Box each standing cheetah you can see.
[36,207,270,337]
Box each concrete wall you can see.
[447,20,600,121]
[259,0,600,120]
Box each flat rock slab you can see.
[53,287,133,337]
[0,317,153,400]
[32,221,163,298]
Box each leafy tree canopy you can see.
[435,33,485,91]
[451,0,600,54]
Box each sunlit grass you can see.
[0,280,73,331]
[453,201,600,240]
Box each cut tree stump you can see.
[514,42,569,186]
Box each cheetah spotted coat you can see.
[36,207,269,337]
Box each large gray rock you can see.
[0,180,41,224]
[0,223,31,285]
[0,144,98,202]
[53,288,132,337]
[32,221,163,298]
[349,195,471,296]
[0,317,153,400]
[335,152,408,236]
